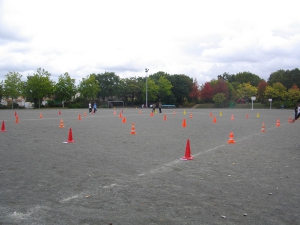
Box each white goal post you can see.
[107,101,124,108]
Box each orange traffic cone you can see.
[122,117,127,124]
[180,139,193,160]
[231,114,234,121]
[139,110,142,114]
[78,114,82,120]
[40,112,43,118]
[59,119,65,128]
[163,114,167,121]
[14,111,17,117]
[130,123,136,135]
[1,120,6,132]
[150,112,154,117]
[182,118,187,127]
[227,132,236,144]
[84,111,87,117]
[119,112,122,118]
[276,119,280,127]
[173,111,176,115]
[246,113,249,119]
[189,113,193,118]
[209,112,212,117]
[67,128,75,143]
[113,110,116,115]
[288,116,292,123]
[261,122,266,132]
[15,115,20,124]
[58,110,61,115]
[213,116,217,124]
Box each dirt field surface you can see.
[0,108,299,225]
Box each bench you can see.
[161,104,176,109]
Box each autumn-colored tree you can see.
[287,84,300,102]
[272,82,287,100]
[236,82,258,102]
[210,79,229,100]
[200,82,213,103]
[189,78,201,102]
[257,80,268,103]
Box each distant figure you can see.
[152,103,156,113]
[93,103,97,113]
[292,103,300,123]
[159,102,162,113]
[295,104,298,118]
[89,102,92,113]
[142,104,144,108]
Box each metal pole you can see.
[145,68,149,108]
[251,100,253,110]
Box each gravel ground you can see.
[0,108,299,225]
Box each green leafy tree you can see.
[4,72,23,109]
[268,68,300,89]
[125,77,143,106]
[167,74,193,105]
[232,72,262,86]
[54,72,77,107]
[142,78,159,103]
[23,68,54,108]
[0,81,3,102]
[157,76,173,102]
[78,74,100,100]
[95,72,120,101]
[236,82,258,102]
[212,93,226,107]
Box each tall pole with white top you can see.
[145,68,149,108]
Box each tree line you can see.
[0,67,299,109]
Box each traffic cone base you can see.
[1,120,6,132]
[180,139,193,160]
[227,132,236,144]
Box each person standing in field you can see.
[159,102,162,113]
[89,102,92,113]
[152,103,156,113]
[93,102,97,113]
[292,103,300,123]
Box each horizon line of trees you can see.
[0,67,300,109]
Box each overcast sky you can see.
[1,0,300,85]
